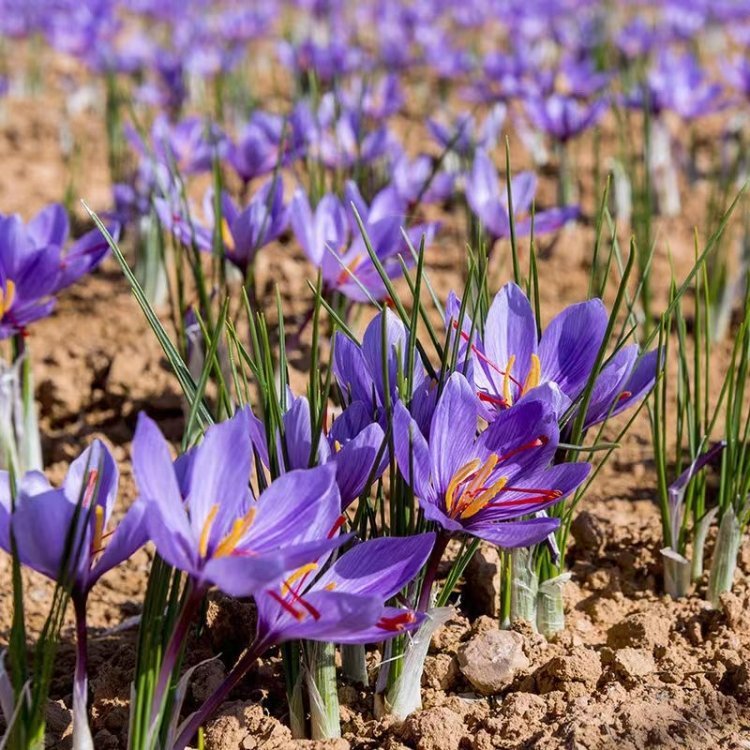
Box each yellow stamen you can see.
[199,504,220,558]
[445,458,481,512]
[324,582,337,591]
[522,354,541,395]
[221,218,235,251]
[503,354,516,406]
[463,454,499,498]
[92,506,105,552]
[333,440,342,453]
[281,562,318,595]
[460,476,508,519]
[0,280,15,318]
[213,507,257,558]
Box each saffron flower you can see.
[0,204,116,338]
[289,182,436,302]
[132,408,346,598]
[0,440,147,750]
[465,149,577,240]
[0,439,146,594]
[156,180,287,275]
[446,283,657,426]
[392,372,589,548]
[254,532,435,645]
[333,309,437,434]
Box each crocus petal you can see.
[132,414,193,542]
[186,408,253,544]
[245,465,342,553]
[200,553,287,598]
[257,590,383,644]
[508,171,537,215]
[63,440,119,522]
[333,332,375,407]
[314,533,435,599]
[392,401,433,502]
[429,372,480,492]
[605,348,660,422]
[481,283,538,399]
[332,423,386,507]
[480,398,558,477]
[27,203,69,247]
[89,500,150,586]
[361,309,407,406]
[335,606,427,645]
[12,489,88,582]
[464,516,560,548]
[538,299,608,399]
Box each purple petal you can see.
[464,516,560,548]
[332,423,386,507]
[538,299,608,399]
[479,283,538,401]
[429,373,480,492]
[314,533,435,599]
[186,408,253,545]
[27,204,69,247]
[89,499,149,586]
[392,401,433,502]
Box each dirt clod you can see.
[403,706,467,750]
[457,628,529,695]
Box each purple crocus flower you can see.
[0,439,146,594]
[392,372,589,547]
[427,104,506,158]
[0,204,116,338]
[254,533,435,646]
[250,393,387,509]
[173,533,434,749]
[132,408,347,599]
[524,93,608,143]
[0,438,146,750]
[289,182,436,302]
[624,51,725,119]
[333,308,437,434]
[465,149,578,240]
[390,151,455,206]
[226,112,296,186]
[446,283,657,426]
[156,180,287,275]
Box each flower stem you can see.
[73,593,94,750]
[417,532,449,612]
[306,641,341,740]
[171,639,266,750]
[149,584,202,736]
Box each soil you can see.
[0,47,749,750]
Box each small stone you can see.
[457,628,529,695]
[610,647,656,687]
[462,543,501,618]
[404,706,467,750]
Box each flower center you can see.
[198,503,257,559]
[221,218,236,251]
[444,436,552,519]
[336,254,363,285]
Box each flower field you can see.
[0,1,749,748]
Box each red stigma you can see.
[327,514,347,539]
[377,610,417,631]
[617,390,632,402]
[478,391,510,409]
[82,469,100,509]
[496,436,547,464]
[268,590,305,620]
